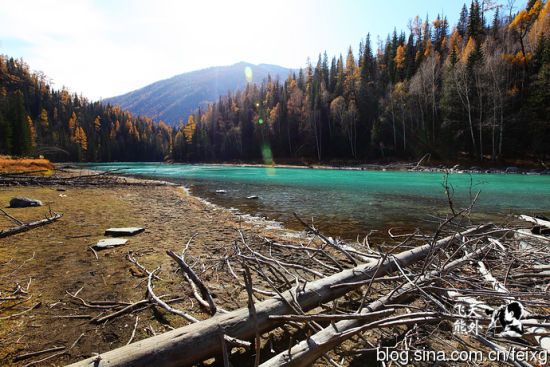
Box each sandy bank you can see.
[0,173,303,366]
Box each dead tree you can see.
[66,225,489,367]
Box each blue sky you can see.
[0,0,518,100]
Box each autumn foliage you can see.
[0,55,173,161]
[0,155,54,174]
[1,0,549,164]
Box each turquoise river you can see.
[84,163,550,239]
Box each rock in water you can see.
[9,197,43,208]
[216,189,227,194]
[94,238,128,249]
[246,195,259,200]
[105,227,145,236]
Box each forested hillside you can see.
[104,62,291,125]
[173,0,550,164]
[0,55,173,161]
[1,0,549,164]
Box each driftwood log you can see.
[519,214,550,229]
[260,245,490,366]
[66,225,489,367]
[0,212,62,238]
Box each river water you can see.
[84,163,550,239]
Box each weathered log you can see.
[519,214,550,229]
[0,213,62,238]
[519,214,550,235]
[66,225,489,367]
[260,244,490,367]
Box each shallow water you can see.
[84,163,550,238]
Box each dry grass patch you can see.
[0,155,55,175]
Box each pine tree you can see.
[458,4,469,37]
[335,55,344,96]
[0,110,12,153]
[492,7,500,38]
[329,56,337,94]
[8,91,31,156]
[467,0,483,40]
[321,51,329,88]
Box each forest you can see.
[1,0,549,164]
[0,60,173,162]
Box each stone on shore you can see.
[94,238,128,249]
[105,227,145,236]
[9,197,43,208]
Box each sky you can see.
[0,0,516,101]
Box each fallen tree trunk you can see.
[260,245,490,367]
[0,212,62,238]
[519,214,550,229]
[67,225,489,367]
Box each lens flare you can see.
[261,143,273,163]
[261,143,275,175]
[244,66,253,83]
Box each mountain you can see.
[103,62,291,125]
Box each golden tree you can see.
[39,109,48,129]
[26,116,36,148]
[461,37,476,65]
[528,0,550,45]
[183,115,196,143]
[395,45,406,70]
[74,126,87,152]
[68,112,77,131]
[509,0,542,70]
[94,116,101,133]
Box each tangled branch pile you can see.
[0,168,174,187]
[59,212,549,367]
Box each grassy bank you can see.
[0,156,54,175]
[0,173,299,366]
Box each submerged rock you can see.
[9,197,43,208]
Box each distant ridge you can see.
[103,62,291,125]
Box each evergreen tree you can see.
[492,7,500,38]
[458,4,469,37]
[467,0,483,40]
[8,91,31,156]
[0,109,11,153]
[329,56,337,94]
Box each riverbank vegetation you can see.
[173,0,550,164]
[0,1,549,166]
[0,155,54,174]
